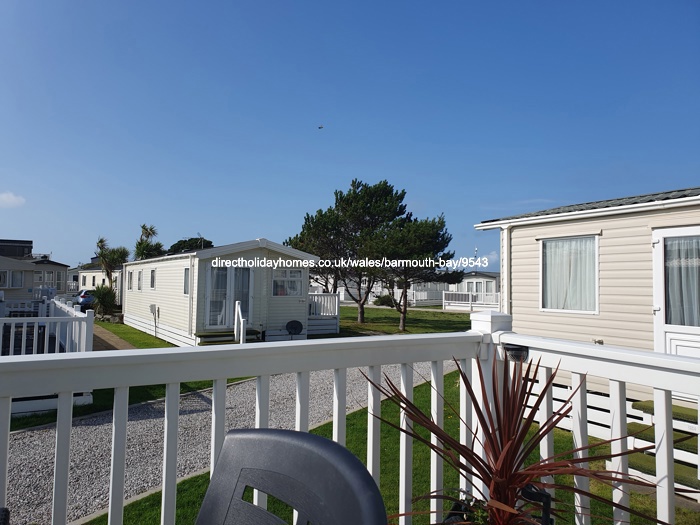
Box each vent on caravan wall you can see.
[286,320,303,335]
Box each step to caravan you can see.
[196,329,262,346]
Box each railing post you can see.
[654,388,675,523]
[84,310,94,353]
[469,311,512,500]
[399,363,413,525]
[234,300,241,342]
[572,373,590,525]
[0,397,10,509]
[367,365,382,484]
[430,360,444,523]
[609,380,629,525]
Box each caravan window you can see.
[541,236,598,313]
[273,269,303,296]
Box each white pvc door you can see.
[652,226,700,357]
[205,267,252,329]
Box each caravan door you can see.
[205,267,252,329]
[652,226,700,357]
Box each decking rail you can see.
[0,312,698,524]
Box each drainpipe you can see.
[502,225,512,315]
[188,254,194,339]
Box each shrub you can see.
[92,285,117,316]
[373,295,396,307]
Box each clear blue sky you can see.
[1,1,698,268]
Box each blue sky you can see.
[1,1,698,269]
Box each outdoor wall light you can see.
[502,343,529,362]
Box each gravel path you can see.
[7,361,457,525]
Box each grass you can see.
[338,305,471,336]
[632,399,698,424]
[94,320,177,348]
[83,370,700,525]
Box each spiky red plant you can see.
[373,357,670,525]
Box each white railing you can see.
[0,299,45,318]
[67,282,79,293]
[233,300,246,344]
[0,312,697,524]
[308,293,340,316]
[408,290,444,306]
[0,299,93,356]
[443,291,500,309]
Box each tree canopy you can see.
[288,179,460,329]
[134,224,166,260]
[380,214,463,331]
[169,237,214,253]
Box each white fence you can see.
[308,293,340,335]
[0,299,93,357]
[308,293,340,316]
[0,299,45,318]
[443,291,500,311]
[408,290,444,306]
[0,312,698,524]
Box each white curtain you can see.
[665,236,700,327]
[542,237,596,311]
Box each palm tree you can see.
[134,239,165,260]
[95,238,130,287]
[139,224,158,243]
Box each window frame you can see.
[127,271,133,291]
[183,267,190,295]
[150,269,156,289]
[8,271,24,289]
[272,269,303,297]
[137,270,142,291]
[539,234,599,315]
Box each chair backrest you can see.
[196,428,387,525]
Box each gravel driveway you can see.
[7,361,457,524]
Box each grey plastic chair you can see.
[196,428,387,525]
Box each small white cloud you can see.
[483,251,500,270]
[0,192,26,208]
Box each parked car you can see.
[73,290,95,310]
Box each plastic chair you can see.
[196,428,387,525]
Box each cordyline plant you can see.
[372,357,671,525]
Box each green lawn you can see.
[338,305,471,336]
[83,370,700,525]
[94,320,178,348]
